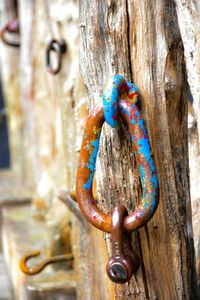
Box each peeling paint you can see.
[76,75,159,233]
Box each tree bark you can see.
[80,0,199,299]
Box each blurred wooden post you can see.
[0,0,23,177]
[11,0,114,299]
[80,0,199,299]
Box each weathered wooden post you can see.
[79,0,199,299]
[174,0,200,278]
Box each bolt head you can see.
[106,256,133,284]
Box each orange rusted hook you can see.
[19,250,73,275]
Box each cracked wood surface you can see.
[80,0,199,299]
[174,0,200,279]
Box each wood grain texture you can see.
[174,0,200,280]
[174,0,200,146]
[80,0,199,299]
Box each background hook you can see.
[19,250,73,275]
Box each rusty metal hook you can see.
[46,39,67,75]
[19,250,73,275]
[0,19,20,47]
[76,74,159,233]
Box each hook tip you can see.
[19,250,41,275]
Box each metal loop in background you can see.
[76,75,159,233]
[0,19,20,47]
[46,39,67,75]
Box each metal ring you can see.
[76,76,159,233]
[46,39,66,75]
[1,19,20,47]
